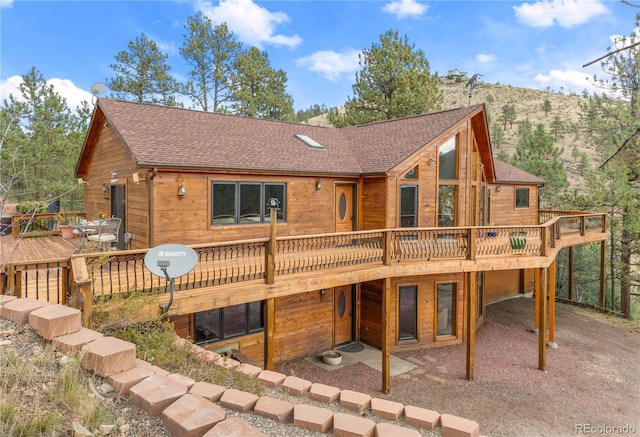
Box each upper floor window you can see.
[515,187,530,208]
[212,182,286,225]
[403,166,418,179]
[438,136,458,180]
[400,185,418,227]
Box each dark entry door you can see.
[110,185,126,250]
[334,285,354,345]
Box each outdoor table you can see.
[69,220,103,253]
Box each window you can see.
[438,136,459,227]
[212,182,286,224]
[436,283,456,337]
[515,187,530,208]
[398,285,417,341]
[438,136,458,180]
[438,185,456,227]
[400,185,418,227]
[194,302,264,345]
[403,166,418,179]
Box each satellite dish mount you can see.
[90,82,106,105]
[144,244,198,314]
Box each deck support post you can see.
[70,256,93,328]
[264,298,275,370]
[465,272,476,380]
[537,267,547,371]
[549,260,556,344]
[599,241,606,308]
[381,277,391,394]
[567,246,574,301]
[266,207,277,285]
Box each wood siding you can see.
[488,184,539,226]
[272,291,333,362]
[360,273,466,353]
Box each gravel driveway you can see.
[276,297,640,437]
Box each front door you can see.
[335,184,355,233]
[334,285,354,345]
[110,185,126,250]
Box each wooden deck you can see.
[0,212,608,312]
[0,234,78,265]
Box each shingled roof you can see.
[494,159,545,185]
[88,99,485,176]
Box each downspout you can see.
[148,168,158,248]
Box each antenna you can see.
[90,82,106,105]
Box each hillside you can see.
[440,80,594,191]
[308,80,598,192]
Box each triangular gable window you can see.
[295,134,325,150]
[403,166,418,179]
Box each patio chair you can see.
[87,217,121,251]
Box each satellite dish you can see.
[144,244,198,314]
[91,82,106,96]
[90,82,106,105]
[144,244,198,279]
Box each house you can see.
[75,99,605,389]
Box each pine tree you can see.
[328,29,442,127]
[180,15,242,112]
[511,122,568,207]
[229,47,294,120]
[0,67,88,210]
[108,33,180,106]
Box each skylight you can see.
[295,134,325,150]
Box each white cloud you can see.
[0,0,14,8]
[476,54,497,64]
[195,0,302,48]
[382,0,428,20]
[295,49,361,82]
[0,75,94,111]
[534,69,599,94]
[514,0,608,29]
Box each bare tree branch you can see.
[583,40,640,68]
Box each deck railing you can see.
[2,211,607,304]
[8,212,86,238]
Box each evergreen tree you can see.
[108,33,180,106]
[499,104,516,130]
[511,122,568,207]
[542,98,552,116]
[0,67,88,210]
[490,123,505,149]
[230,47,294,120]
[550,114,565,142]
[180,15,242,112]
[328,29,442,127]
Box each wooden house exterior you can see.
[75,99,603,380]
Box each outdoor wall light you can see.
[320,289,327,295]
[316,179,323,190]
[110,171,118,184]
[101,183,108,193]
[496,185,502,193]
[178,184,186,198]
[428,157,436,165]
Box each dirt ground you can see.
[276,297,640,437]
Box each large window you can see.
[436,283,456,337]
[398,285,417,341]
[212,182,286,225]
[438,136,459,227]
[400,185,418,227]
[194,302,264,345]
[438,136,458,180]
[438,185,457,227]
[515,187,530,208]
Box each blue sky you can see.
[0,0,637,112]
